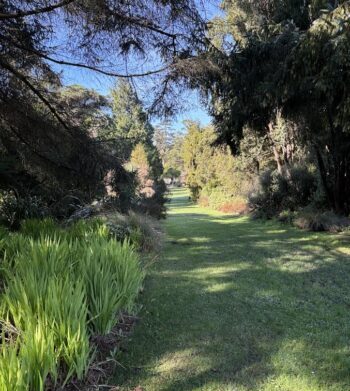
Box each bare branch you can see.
[0,0,75,20]
[0,58,69,130]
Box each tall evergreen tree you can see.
[108,79,154,160]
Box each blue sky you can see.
[55,1,222,132]
[59,66,212,132]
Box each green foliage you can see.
[130,144,149,174]
[0,0,205,220]
[0,82,130,215]
[0,338,26,391]
[108,80,154,160]
[153,121,176,166]
[107,223,131,242]
[78,239,143,334]
[58,85,111,135]
[164,167,181,180]
[182,121,217,200]
[128,143,167,219]
[181,121,250,210]
[163,134,184,178]
[249,166,317,217]
[282,2,350,213]
[0,218,144,389]
[20,218,58,239]
[0,193,48,229]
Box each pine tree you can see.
[108,80,154,160]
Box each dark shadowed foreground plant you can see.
[0,192,49,229]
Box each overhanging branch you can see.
[0,34,170,78]
[0,58,69,130]
[0,0,75,20]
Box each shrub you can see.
[134,180,168,219]
[218,198,248,214]
[48,193,84,220]
[0,192,48,229]
[199,187,248,215]
[277,210,298,224]
[249,166,317,217]
[106,222,130,242]
[198,195,209,208]
[98,211,163,253]
[188,185,201,202]
[294,210,350,232]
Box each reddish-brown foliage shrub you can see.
[218,200,249,215]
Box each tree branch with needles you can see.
[0,0,75,20]
[0,57,70,130]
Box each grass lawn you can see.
[114,188,350,391]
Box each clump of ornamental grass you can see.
[96,210,163,253]
[20,218,58,240]
[79,238,144,335]
[0,218,144,390]
[127,211,161,253]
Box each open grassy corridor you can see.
[114,188,350,391]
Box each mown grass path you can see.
[114,188,350,391]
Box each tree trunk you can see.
[268,121,291,178]
[314,146,334,210]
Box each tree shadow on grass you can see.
[113,201,350,391]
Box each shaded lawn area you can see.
[114,188,350,391]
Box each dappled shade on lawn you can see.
[114,188,350,391]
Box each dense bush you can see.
[134,180,168,219]
[126,211,163,253]
[249,166,317,217]
[129,143,167,219]
[182,122,252,211]
[0,219,144,390]
[199,189,248,214]
[0,192,48,229]
[294,211,350,232]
